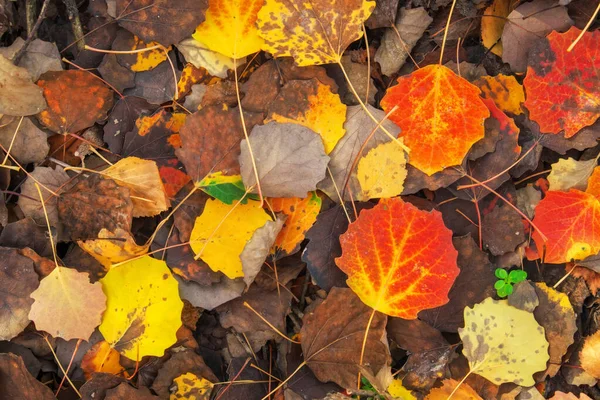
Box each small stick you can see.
[14,0,52,65]
[62,0,85,51]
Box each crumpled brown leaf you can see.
[240,122,329,198]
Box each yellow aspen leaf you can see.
[257,0,375,66]
[387,379,416,400]
[267,192,321,255]
[475,74,524,115]
[267,79,346,153]
[170,373,214,400]
[190,198,271,279]
[425,379,481,399]
[459,298,549,386]
[192,0,264,59]
[78,228,149,268]
[29,267,106,341]
[357,140,408,200]
[103,157,171,217]
[127,36,170,72]
[99,256,183,360]
[177,38,235,79]
[481,0,516,57]
[81,341,126,380]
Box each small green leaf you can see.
[494,280,506,290]
[495,268,508,280]
[508,270,527,284]
[497,283,513,298]
[199,173,258,205]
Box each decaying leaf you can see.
[29,267,106,341]
[475,74,524,115]
[548,157,597,192]
[78,228,148,269]
[170,372,213,400]
[99,256,184,359]
[0,55,46,116]
[459,298,549,386]
[18,167,69,227]
[257,0,375,66]
[0,353,55,400]
[524,27,597,137]
[190,198,270,279]
[81,340,125,379]
[301,287,391,389]
[381,65,490,175]
[239,122,330,198]
[337,197,459,318]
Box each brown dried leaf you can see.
[0,353,55,400]
[0,55,46,116]
[151,350,217,398]
[0,116,49,164]
[18,166,70,227]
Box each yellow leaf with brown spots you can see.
[78,228,149,269]
[267,79,346,153]
[99,256,183,360]
[357,140,407,200]
[193,0,264,59]
[257,0,375,66]
[475,74,524,115]
[170,373,214,400]
[176,63,213,100]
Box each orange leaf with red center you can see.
[336,197,459,318]
[380,65,490,175]
[267,192,321,256]
[531,190,600,264]
[523,27,600,138]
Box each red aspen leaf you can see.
[115,0,208,46]
[380,65,490,175]
[257,0,375,66]
[531,190,600,264]
[336,197,459,318]
[36,70,114,134]
[267,192,321,256]
[524,27,600,138]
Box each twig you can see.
[14,0,52,65]
[62,0,85,51]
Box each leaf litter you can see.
[0,0,600,399]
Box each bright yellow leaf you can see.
[481,0,516,57]
[190,198,270,279]
[257,0,375,66]
[193,0,264,59]
[103,157,170,217]
[387,379,416,400]
[29,267,106,341]
[476,74,525,115]
[357,141,407,200]
[267,79,346,153]
[129,37,170,72]
[170,373,214,400]
[99,256,183,360]
[459,298,549,386]
[78,228,149,268]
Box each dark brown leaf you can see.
[0,353,54,400]
[151,350,217,398]
[481,203,525,256]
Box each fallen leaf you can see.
[0,247,38,341]
[387,379,416,400]
[419,235,497,332]
[531,190,600,263]
[374,7,432,76]
[459,297,550,386]
[381,65,490,175]
[176,38,235,79]
[176,104,262,182]
[266,78,346,153]
[502,0,573,73]
[0,353,55,400]
[337,197,459,318]
[81,340,126,379]
[301,287,390,389]
[192,0,263,59]
[105,382,158,399]
[267,192,321,256]
[475,74,525,115]
[524,27,598,137]
[78,228,149,269]
[115,0,208,45]
[480,0,515,57]
[36,70,113,134]
[151,349,217,397]
[0,37,63,81]
[58,175,133,241]
[111,29,169,72]
[257,0,375,66]
[533,282,577,378]
[550,393,593,400]
[98,53,136,93]
[0,55,46,116]
[535,119,600,155]
[426,379,482,399]
[241,215,284,286]
[177,275,245,310]
[99,256,184,359]
[586,166,600,199]
[18,166,70,227]
[0,116,50,164]
[170,373,213,400]
[124,55,178,104]
[548,157,597,192]
[357,140,408,200]
[581,330,600,379]
[190,198,270,279]
[102,157,170,217]
[239,122,330,198]
[103,96,156,153]
[481,203,525,256]
[199,173,254,205]
[29,266,106,341]
[364,0,399,29]
[318,105,401,202]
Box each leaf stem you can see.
[439,0,459,65]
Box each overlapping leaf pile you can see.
[0,0,599,398]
